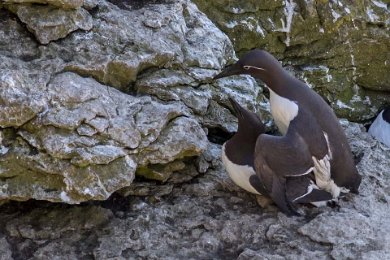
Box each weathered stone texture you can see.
[193,0,390,121]
[0,121,389,259]
[0,1,267,203]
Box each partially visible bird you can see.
[368,107,390,147]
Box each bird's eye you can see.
[243,65,250,70]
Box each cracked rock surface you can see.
[0,122,389,259]
[0,0,389,259]
[0,0,268,203]
[193,0,390,121]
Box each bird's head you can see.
[213,49,282,81]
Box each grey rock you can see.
[58,0,236,90]
[0,69,46,127]
[0,1,389,259]
[0,69,211,203]
[0,235,12,260]
[193,0,390,121]
[6,4,93,44]
[0,120,389,259]
[3,0,84,9]
[137,116,208,165]
[1,0,257,203]
[118,182,174,197]
[5,205,113,240]
[136,160,187,182]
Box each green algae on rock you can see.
[193,0,390,121]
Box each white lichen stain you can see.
[231,7,242,14]
[336,100,354,110]
[372,0,387,9]
[60,191,71,202]
[301,65,332,82]
[302,77,314,89]
[83,188,94,196]
[346,40,358,83]
[331,9,341,22]
[0,146,9,155]
[275,0,296,46]
[0,184,8,196]
[267,18,275,29]
[366,8,379,22]
[225,20,238,29]
[225,18,265,37]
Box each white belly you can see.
[269,88,299,135]
[368,111,390,147]
[221,144,261,195]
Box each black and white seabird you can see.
[368,107,390,147]
[224,97,332,214]
[222,97,267,195]
[214,49,361,215]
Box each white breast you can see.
[368,111,390,147]
[221,144,261,195]
[269,88,299,135]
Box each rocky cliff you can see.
[194,0,390,121]
[0,0,269,203]
[0,0,389,259]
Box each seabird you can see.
[224,97,332,214]
[214,50,361,215]
[368,107,390,147]
[222,97,267,195]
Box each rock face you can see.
[0,121,389,259]
[0,0,389,258]
[3,0,84,9]
[0,0,270,203]
[6,4,93,44]
[193,0,390,121]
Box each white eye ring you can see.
[243,65,266,71]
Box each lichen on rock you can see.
[0,0,267,203]
[5,4,93,44]
[3,0,85,10]
[193,0,390,121]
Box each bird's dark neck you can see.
[260,68,297,97]
[225,134,257,167]
[383,108,390,124]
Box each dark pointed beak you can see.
[213,63,242,80]
[227,96,243,118]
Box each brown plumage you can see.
[215,50,361,216]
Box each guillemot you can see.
[222,97,266,195]
[224,97,332,214]
[214,49,361,215]
[368,107,390,147]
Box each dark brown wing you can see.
[253,111,330,215]
[254,132,312,215]
[286,177,332,204]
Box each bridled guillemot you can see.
[214,49,361,215]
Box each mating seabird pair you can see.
[214,50,362,216]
